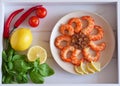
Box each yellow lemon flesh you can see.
[90,61,101,72]
[74,62,101,75]
[86,63,95,73]
[80,62,88,74]
[74,62,88,75]
[10,28,32,51]
[74,65,84,75]
[27,46,47,64]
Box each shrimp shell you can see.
[89,41,106,51]
[71,49,84,66]
[82,47,100,62]
[55,35,71,49]
[60,46,75,62]
[68,17,82,33]
[89,25,104,41]
[59,24,74,36]
[81,16,95,35]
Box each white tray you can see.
[0,0,119,86]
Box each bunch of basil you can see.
[2,41,55,84]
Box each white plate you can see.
[50,10,115,74]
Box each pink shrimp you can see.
[71,49,84,66]
[89,41,106,51]
[60,46,75,62]
[89,25,104,41]
[55,35,71,49]
[59,24,74,36]
[81,16,95,35]
[82,47,100,62]
[68,17,82,33]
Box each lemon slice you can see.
[32,41,52,58]
[80,62,88,74]
[74,66,84,75]
[27,46,47,64]
[90,61,101,72]
[86,63,95,73]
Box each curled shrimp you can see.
[89,41,106,51]
[59,24,74,36]
[71,49,84,66]
[89,25,104,41]
[82,47,100,62]
[60,46,75,62]
[81,16,95,35]
[55,35,71,49]
[68,17,82,33]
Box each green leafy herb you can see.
[16,73,28,83]
[13,59,31,73]
[38,63,55,77]
[2,39,55,84]
[29,69,44,84]
[2,51,8,62]
[8,61,13,70]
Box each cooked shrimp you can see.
[59,24,74,36]
[71,49,84,66]
[68,17,82,33]
[60,46,75,62]
[89,41,106,51]
[55,35,71,49]
[89,25,104,41]
[82,47,100,62]
[81,16,95,35]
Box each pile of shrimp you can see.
[54,16,106,66]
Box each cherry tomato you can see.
[28,16,39,27]
[36,7,47,18]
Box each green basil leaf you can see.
[2,75,6,83]
[8,48,14,62]
[34,58,39,68]
[2,51,7,62]
[16,73,28,83]
[2,62,7,74]
[22,74,28,83]
[8,61,13,70]
[38,63,55,77]
[8,70,17,76]
[30,69,44,84]
[12,55,26,61]
[4,75,13,84]
[16,74,22,83]
[4,63,9,73]
[13,60,31,73]
[8,56,12,62]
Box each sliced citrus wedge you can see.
[86,63,95,73]
[80,62,88,74]
[74,66,84,75]
[27,45,47,64]
[90,61,101,72]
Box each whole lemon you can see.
[10,28,33,51]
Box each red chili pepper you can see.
[14,5,42,28]
[3,8,24,38]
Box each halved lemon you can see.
[31,41,52,58]
[90,61,101,72]
[74,66,84,75]
[27,46,47,64]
